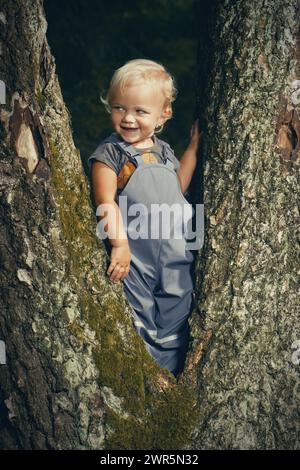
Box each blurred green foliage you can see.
[44,0,199,170]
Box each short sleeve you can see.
[87,142,123,175]
[165,148,180,172]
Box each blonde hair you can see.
[100,58,178,133]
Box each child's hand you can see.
[107,243,131,283]
[189,119,203,151]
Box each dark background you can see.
[44,0,201,172]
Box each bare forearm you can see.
[177,145,198,194]
[177,119,202,194]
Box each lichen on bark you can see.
[0,0,198,450]
[1,0,299,451]
[188,0,300,450]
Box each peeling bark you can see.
[0,0,198,450]
[0,0,299,451]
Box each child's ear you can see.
[161,104,172,122]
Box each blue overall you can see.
[103,135,195,377]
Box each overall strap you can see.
[104,132,175,166]
[154,135,177,165]
[106,133,140,165]
[115,139,141,160]
[161,142,175,165]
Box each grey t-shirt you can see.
[87,133,180,175]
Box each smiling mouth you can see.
[121,126,138,131]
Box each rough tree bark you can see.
[188,0,300,450]
[0,0,299,451]
[0,0,198,450]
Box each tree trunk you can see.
[0,0,299,451]
[188,0,300,450]
[0,0,198,450]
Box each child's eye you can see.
[112,106,124,111]
[137,109,147,114]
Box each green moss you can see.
[68,321,85,344]
[104,386,199,450]
[81,292,150,417]
[104,410,153,450]
[49,139,199,449]
[36,87,47,109]
[147,386,199,450]
[49,140,97,277]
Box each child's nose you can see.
[122,111,135,122]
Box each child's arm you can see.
[177,119,202,194]
[91,161,131,283]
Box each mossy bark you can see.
[188,0,300,449]
[1,0,299,451]
[0,0,198,450]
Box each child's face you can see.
[110,82,170,147]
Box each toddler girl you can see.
[89,58,201,378]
